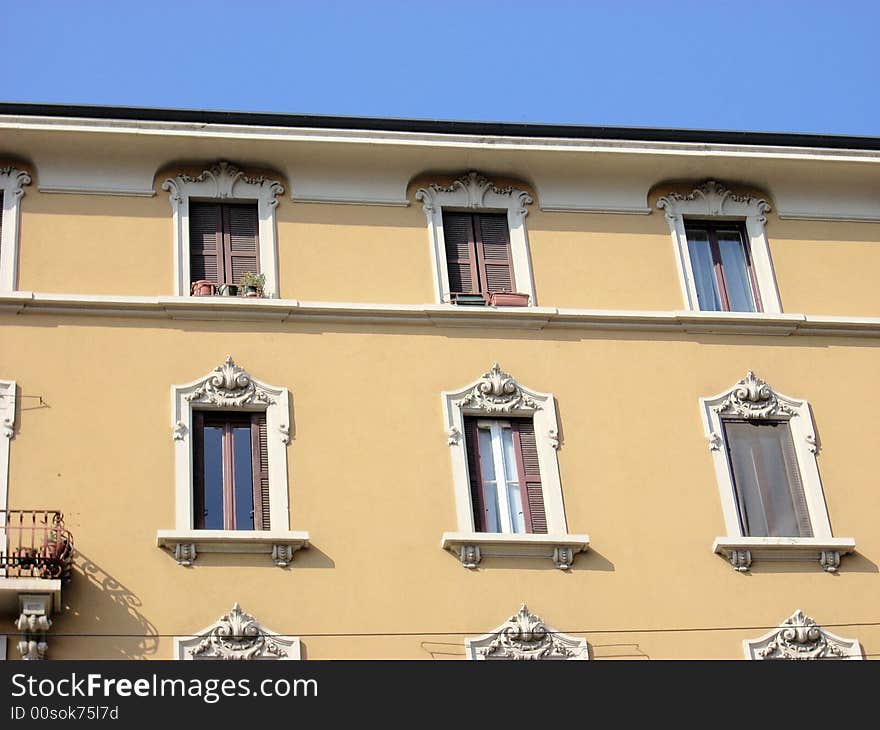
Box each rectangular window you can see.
[723,420,812,537]
[192,411,270,530]
[189,202,259,292]
[463,416,547,534]
[442,211,514,303]
[685,221,761,312]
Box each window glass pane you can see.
[686,229,722,311]
[501,428,525,533]
[232,426,254,530]
[724,421,811,537]
[478,428,501,532]
[717,230,756,312]
[202,426,224,530]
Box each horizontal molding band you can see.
[37,184,157,197]
[775,210,880,223]
[539,204,652,215]
[3,292,880,337]
[292,195,411,207]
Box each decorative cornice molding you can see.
[656,180,771,224]
[182,604,299,660]
[162,161,283,208]
[467,604,590,660]
[453,362,541,414]
[0,166,33,199]
[415,171,533,219]
[713,371,796,420]
[185,356,276,408]
[745,610,863,660]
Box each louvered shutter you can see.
[463,417,487,531]
[250,411,271,530]
[189,203,223,285]
[474,213,514,294]
[442,212,479,295]
[512,419,547,533]
[192,412,206,529]
[224,204,260,287]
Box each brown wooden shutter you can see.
[512,419,547,534]
[442,212,479,295]
[224,204,260,286]
[250,411,271,530]
[463,417,487,531]
[474,213,514,294]
[189,203,223,285]
[192,411,206,529]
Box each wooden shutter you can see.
[463,417,487,531]
[512,419,547,533]
[250,411,271,530]
[189,203,223,285]
[192,411,206,529]
[224,204,260,286]
[474,213,514,294]
[442,212,479,295]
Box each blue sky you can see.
[3,1,877,135]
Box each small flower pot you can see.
[451,293,487,306]
[218,283,239,297]
[190,280,216,296]
[488,292,530,307]
[243,285,261,297]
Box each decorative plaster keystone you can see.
[745,609,863,660]
[272,544,295,567]
[819,550,841,573]
[15,595,52,660]
[178,603,300,660]
[728,549,752,572]
[454,362,542,414]
[174,543,198,566]
[459,544,481,568]
[466,603,590,660]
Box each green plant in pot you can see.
[239,272,265,297]
[217,282,239,296]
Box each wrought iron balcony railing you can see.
[0,510,74,582]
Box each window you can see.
[442,212,516,304]
[189,202,260,294]
[0,167,32,292]
[657,180,782,313]
[415,172,536,306]
[193,411,268,531]
[685,221,761,312]
[441,363,589,569]
[160,357,309,566]
[464,417,545,534]
[163,162,283,298]
[700,371,854,572]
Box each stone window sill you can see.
[441,531,590,570]
[712,536,856,572]
[157,529,310,567]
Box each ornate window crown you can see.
[744,610,862,660]
[713,370,797,421]
[657,180,771,224]
[466,604,590,660]
[453,362,542,414]
[176,603,301,660]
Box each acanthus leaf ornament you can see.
[454,362,541,414]
[189,604,286,660]
[713,371,795,420]
[748,610,862,660]
[469,604,590,660]
[162,161,284,208]
[657,180,771,225]
[415,171,532,219]
[186,356,275,408]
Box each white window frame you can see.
[162,162,284,298]
[700,371,854,572]
[0,167,32,292]
[657,180,782,313]
[175,603,301,660]
[744,609,862,660]
[440,363,589,569]
[0,379,15,515]
[158,357,309,566]
[474,418,525,534]
[415,172,536,305]
[466,603,590,660]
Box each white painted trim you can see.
[466,604,590,660]
[292,194,410,207]
[0,381,15,521]
[744,610,863,660]
[539,204,652,215]
[657,181,783,314]
[775,209,880,223]
[441,532,589,569]
[415,172,537,305]
[162,162,284,298]
[37,184,156,197]
[0,168,32,292]
[168,357,293,560]
[700,372,855,571]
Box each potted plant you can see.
[239,272,266,298]
[217,282,239,297]
[190,280,216,296]
[451,292,487,306]
[488,291,530,307]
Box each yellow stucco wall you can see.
[2,316,878,659]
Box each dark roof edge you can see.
[1,102,879,151]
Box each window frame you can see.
[700,371,854,571]
[657,180,782,314]
[0,379,15,517]
[415,172,536,305]
[162,162,283,298]
[0,167,32,292]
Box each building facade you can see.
[1,105,879,660]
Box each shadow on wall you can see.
[57,550,159,659]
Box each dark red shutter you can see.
[189,203,223,285]
[192,411,206,529]
[224,204,260,287]
[474,213,514,294]
[250,412,270,530]
[463,417,487,531]
[442,212,479,295]
[512,419,547,533]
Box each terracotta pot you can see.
[190,280,216,296]
[489,292,530,307]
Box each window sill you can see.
[441,531,590,570]
[157,529,310,567]
[712,536,856,572]
[0,577,62,613]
